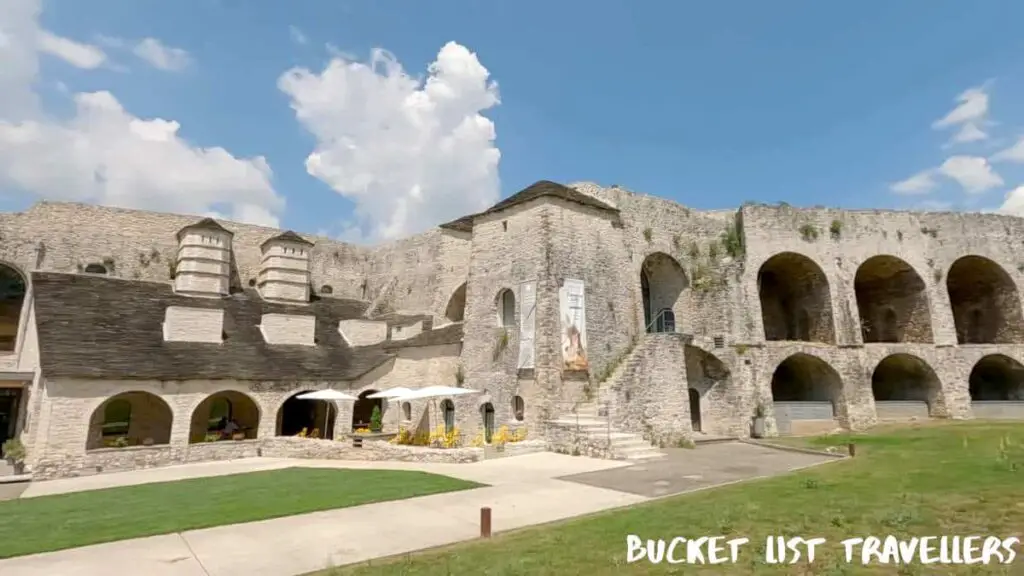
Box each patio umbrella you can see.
[367,387,415,399]
[296,389,357,439]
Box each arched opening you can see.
[320,284,334,295]
[947,256,1024,344]
[511,395,525,422]
[189,390,261,443]
[87,391,173,450]
[441,399,455,434]
[351,390,383,431]
[497,289,516,328]
[401,401,412,421]
[277,391,336,439]
[871,354,943,419]
[684,346,733,435]
[640,252,689,333]
[445,283,467,323]
[855,255,932,343]
[0,265,26,353]
[758,253,835,343]
[481,402,495,443]
[688,388,702,432]
[969,355,1024,401]
[83,263,107,274]
[770,353,843,435]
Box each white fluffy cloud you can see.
[132,37,190,71]
[278,41,502,242]
[999,186,1024,216]
[0,0,284,227]
[937,155,1003,194]
[932,84,990,145]
[890,170,937,195]
[37,30,106,69]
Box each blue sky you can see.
[3,0,1024,243]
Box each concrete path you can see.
[0,453,646,576]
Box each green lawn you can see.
[328,422,1024,576]
[0,467,481,559]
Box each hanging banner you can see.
[517,281,536,369]
[559,279,589,371]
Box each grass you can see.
[326,422,1024,575]
[0,467,481,559]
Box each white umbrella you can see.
[296,389,357,439]
[367,387,414,399]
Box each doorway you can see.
[0,388,22,457]
[482,403,495,443]
[688,388,702,432]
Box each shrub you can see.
[370,405,383,432]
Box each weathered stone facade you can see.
[4,179,1024,479]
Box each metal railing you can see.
[645,307,676,334]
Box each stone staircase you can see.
[548,403,667,461]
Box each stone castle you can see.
[1,180,1023,479]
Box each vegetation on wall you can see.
[720,217,745,259]
[492,328,510,361]
[592,335,639,386]
[920,226,939,238]
[799,223,820,242]
[642,227,653,242]
[454,364,465,387]
[829,219,843,240]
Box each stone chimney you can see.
[173,217,233,297]
[257,231,313,303]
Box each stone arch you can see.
[496,288,516,328]
[87,391,173,450]
[969,354,1024,401]
[770,353,845,434]
[757,252,835,343]
[871,354,944,418]
[854,255,933,343]
[511,395,525,421]
[352,389,383,431]
[83,263,107,274]
[0,263,27,353]
[684,346,733,435]
[320,284,334,295]
[640,252,689,333]
[946,256,1024,344]
[188,390,261,443]
[401,401,412,421]
[276,390,337,439]
[445,282,467,323]
[481,402,495,442]
[440,399,456,433]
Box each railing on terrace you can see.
[646,307,676,334]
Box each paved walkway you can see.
[0,444,839,576]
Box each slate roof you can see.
[260,230,313,249]
[384,322,463,350]
[176,217,233,240]
[439,180,618,232]
[31,272,396,381]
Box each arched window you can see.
[441,399,455,434]
[102,399,132,437]
[497,289,516,328]
[512,395,525,421]
[206,397,233,432]
[402,402,412,421]
[84,263,107,274]
[482,403,495,443]
[320,285,334,295]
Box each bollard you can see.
[848,443,856,457]
[480,507,492,538]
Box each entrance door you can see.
[0,388,22,457]
[688,388,702,432]
[482,403,495,443]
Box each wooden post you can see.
[480,507,492,538]
[848,442,856,457]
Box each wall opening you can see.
[83,263,108,274]
[0,264,26,353]
[445,283,467,323]
[441,399,455,434]
[969,354,1024,401]
[351,390,383,431]
[947,256,1024,344]
[871,354,943,417]
[87,391,173,450]
[758,253,835,343]
[277,391,336,439]
[854,255,933,343]
[189,390,261,443]
[320,284,334,295]
[770,353,841,403]
[401,401,412,421]
[497,288,516,328]
[684,345,733,435]
[640,252,689,333]
[512,395,525,421]
[688,388,702,432]
[481,402,495,443]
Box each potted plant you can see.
[2,438,26,475]
[751,403,767,439]
[370,405,383,433]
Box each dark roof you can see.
[31,272,395,381]
[261,230,314,249]
[176,217,233,240]
[438,180,618,232]
[384,322,463,350]
[371,312,433,327]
